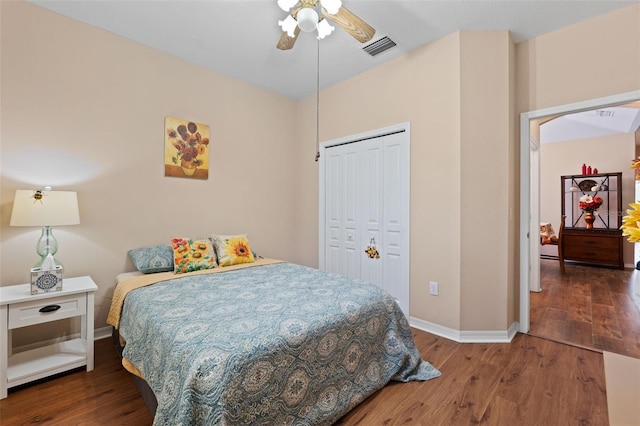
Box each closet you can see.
[319,124,410,314]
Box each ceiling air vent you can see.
[594,109,614,117]
[363,36,397,57]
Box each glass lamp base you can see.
[34,226,64,269]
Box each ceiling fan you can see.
[276,0,375,50]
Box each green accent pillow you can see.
[171,237,218,273]
[210,234,255,267]
[128,244,174,274]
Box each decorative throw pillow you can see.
[210,234,255,267]
[171,237,218,274]
[128,244,174,274]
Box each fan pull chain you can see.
[315,37,320,162]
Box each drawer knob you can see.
[39,305,61,313]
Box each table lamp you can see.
[10,187,80,268]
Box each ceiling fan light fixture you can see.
[278,14,298,37]
[320,0,342,15]
[278,0,298,12]
[316,19,334,39]
[297,7,319,32]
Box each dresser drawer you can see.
[563,245,619,263]
[563,234,620,250]
[8,293,87,329]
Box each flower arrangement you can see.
[165,119,209,176]
[578,194,603,213]
[621,202,640,242]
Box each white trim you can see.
[410,317,519,343]
[519,90,640,334]
[529,136,541,293]
[95,326,112,341]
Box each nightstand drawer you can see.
[8,294,87,329]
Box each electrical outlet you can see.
[429,281,439,296]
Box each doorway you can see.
[319,122,410,315]
[519,90,640,333]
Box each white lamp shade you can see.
[278,0,298,12]
[10,189,80,227]
[320,0,342,15]
[278,14,298,37]
[297,7,318,32]
[317,19,335,39]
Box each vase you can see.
[584,211,595,229]
[180,160,197,176]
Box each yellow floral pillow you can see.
[171,237,218,274]
[210,234,255,267]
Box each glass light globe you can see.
[297,8,318,32]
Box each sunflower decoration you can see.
[630,157,640,180]
[171,237,217,273]
[212,234,255,267]
[620,202,640,242]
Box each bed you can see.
[107,258,441,425]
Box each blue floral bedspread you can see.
[119,262,441,425]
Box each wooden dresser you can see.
[560,228,624,269]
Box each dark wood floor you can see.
[1,330,610,425]
[530,258,640,359]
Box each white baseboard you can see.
[16,319,522,354]
[410,317,519,343]
[95,326,112,341]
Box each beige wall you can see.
[304,32,467,330]
[459,31,514,331]
[516,5,640,113]
[0,1,299,344]
[299,3,639,334]
[540,133,636,265]
[296,30,515,332]
[2,1,639,345]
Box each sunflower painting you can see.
[164,116,210,179]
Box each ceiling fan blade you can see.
[277,26,301,50]
[322,5,375,43]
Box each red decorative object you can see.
[593,168,598,174]
[587,166,592,174]
[582,163,587,174]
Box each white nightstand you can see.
[0,276,98,399]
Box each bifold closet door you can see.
[323,130,409,315]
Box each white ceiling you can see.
[541,104,640,144]
[28,0,639,100]
[26,0,640,141]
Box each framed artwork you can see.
[164,117,210,179]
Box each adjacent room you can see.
[1,0,639,424]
